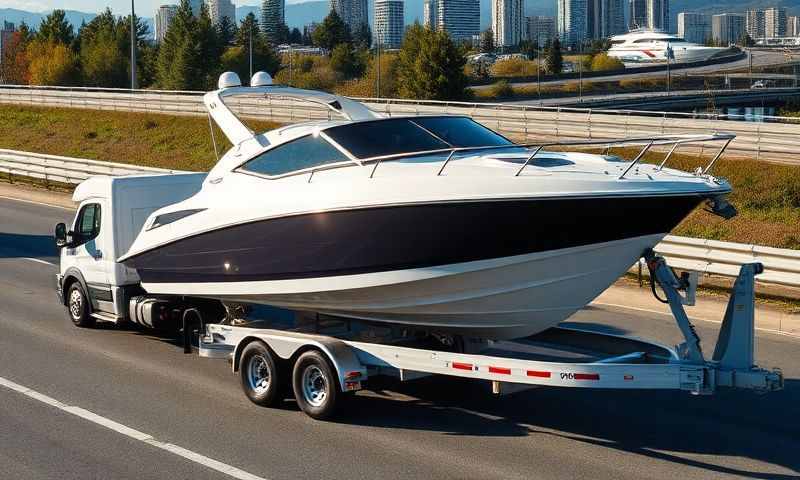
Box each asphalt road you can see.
[472,50,793,92]
[0,196,798,480]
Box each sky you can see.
[0,0,311,15]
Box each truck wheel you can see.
[292,350,342,420]
[66,282,95,328]
[240,342,282,407]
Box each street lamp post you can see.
[537,45,541,103]
[130,0,136,90]
[578,41,583,103]
[376,42,381,98]
[249,24,253,80]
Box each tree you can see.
[195,4,224,88]
[0,31,31,84]
[236,12,260,47]
[78,9,125,87]
[312,10,351,52]
[221,41,280,81]
[544,37,563,74]
[289,27,303,44]
[37,9,75,45]
[217,16,237,46]
[479,29,494,53]
[352,22,371,49]
[156,0,202,89]
[590,53,624,72]
[739,32,754,47]
[396,23,469,100]
[27,39,80,85]
[330,43,365,78]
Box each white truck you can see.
[54,174,784,420]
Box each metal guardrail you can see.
[1,147,798,288]
[0,148,183,185]
[1,85,800,165]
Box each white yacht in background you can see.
[117,72,736,340]
[608,30,736,64]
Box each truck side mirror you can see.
[55,222,68,248]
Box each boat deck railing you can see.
[356,132,736,181]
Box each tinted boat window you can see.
[412,117,512,148]
[241,134,350,176]
[324,119,449,159]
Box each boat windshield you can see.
[323,117,513,160]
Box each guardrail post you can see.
[756,124,762,161]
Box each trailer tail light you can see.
[488,366,511,375]
[345,371,362,380]
[452,362,473,371]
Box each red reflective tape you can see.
[488,366,511,375]
[452,362,473,371]
[527,370,551,378]
[624,375,634,381]
[574,373,600,381]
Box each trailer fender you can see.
[232,334,367,392]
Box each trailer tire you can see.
[239,342,283,407]
[66,282,95,328]
[292,350,342,420]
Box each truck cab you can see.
[55,174,206,327]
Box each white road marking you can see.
[0,195,74,211]
[0,375,269,480]
[22,257,55,266]
[592,301,799,338]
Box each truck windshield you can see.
[323,117,512,160]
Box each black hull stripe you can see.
[126,196,706,283]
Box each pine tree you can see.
[353,22,371,49]
[289,27,302,44]
[312,10,351,52]
[156,0,201,89]
[396,23,468,100]
[217,16,237,46]
[480,29,494,53]
[544,37,563,74]
[37,10,75,45]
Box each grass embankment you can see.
[1,104,798,249]
[0,104,279,172]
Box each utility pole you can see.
[130,0,137,90]
[578,41,583,103]
[376,42,381,98]
[666,42,671,95]
[249,24,253,80]
[537,45,541,103]
[748,48,753,87]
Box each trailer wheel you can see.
[66,282,95,328]
[239,342,282,407]
[292,350,342,420]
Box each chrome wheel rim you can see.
[69,289,83,319]
[301,365,327,407]
[247,354,271,395]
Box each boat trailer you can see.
[198,252,783,418]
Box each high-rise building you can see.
[677,12,710,44]
[588,0,625,39]
[628,0,646,30]
[526,15,555,46]
[188,0,203,17]
[155,5,178,43]
[746,9,765,38]
[437,0,480,42]
[423,0,438,29]
[646,0,668,31]
[492,0,524,47]
[788,16,800,37]
[261,0,285,44]
[331,0,369,34]
[712,13,745,45]
[557,0,588,47]
[765,7,787,38]
[207,0,235,26]
[374,0,404,48]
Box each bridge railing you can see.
[2,147,799,288]
[1,85,800,164]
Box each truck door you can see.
[64,200,112,311]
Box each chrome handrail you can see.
[356,132,736,179]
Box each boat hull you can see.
[124,195,707,339]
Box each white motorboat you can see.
[608,30,736,64]
[118,72,736,339]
